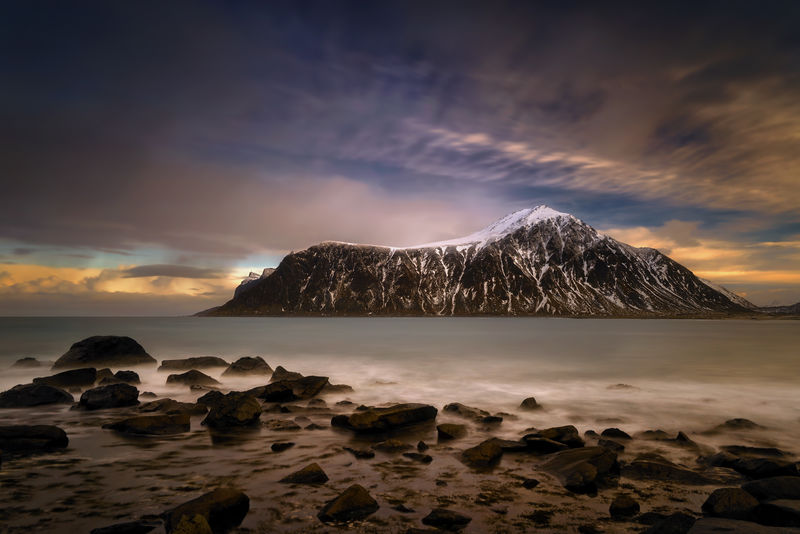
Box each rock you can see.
[98,376,124,386]
[249,376,330,402]
[701,487,758,520]
[264,419,301,431]
[270,366,303,382]
[201,392,261,428]
[755,500,800,527]
[332,403,437,432]
[520,397,541,410]
[541,446,619,493]
[103,414,191,435]
[722,445,788,458]
[317,484,379,523]
[403,452,433,463]
[687,517,800,533]
[522,478,540,489]
[114,370,141,384]
[0,424,69,452]
[461,439,503,469]
[280,463,329,484]
[11,357,43,368]
[598,439,625,452]
[418,440,429,451]
[139,398,207,415]
[523,435,570,454]
[173,515,212,534]
[162,488,249,533]
[481,415,503,424]
[437,423,467,440]
[158,357,228,371]
[53,336,156,369]
[421,508,472,531]
[743,477,800,502]
[486,438,529,452]
[622,453,718,485]
[537,425,585,448]
[638,429,672,441]
[90,520,160,534]
[608,383,638,390]
[97,368,115,382]
[0,383,74,407]
[166,370,220,387]
[141,391,157,398]
[609,494,640,518]
[642,512,696,533]
[307,398,327,408]
[79,383,139,410]
[196,390,225,409]
[710,418,765,432]
[33,367,97,388]
[733,457,799,479]
[271,442,295,452]
[601,428,632,440]
[344,446,375,459]
[305,423,326,430]
[222,357,271,377]
[443,402,491,422]
[322,383,354,393]
[372,439,413,452]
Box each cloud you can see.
[120,264,225,279]
[13,247,34,255]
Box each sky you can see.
[1,0,799,315]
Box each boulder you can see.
[201,392,261,428]
[103,414,191,435]
[11,357,43,368]
[344,446,375,459]
[601,428,632,440]
[33,367,97,388]
[541,446,619,493]
[609,494,640,518]
[0,424,68,451]
[114,370,141,384]
[162,488,249,533]
[598,439,625,453]
[744,477,800,502]
[443,402,500,423]
[537,425,585,448]
[755,500,800,527]
[623,453,718,485]
[331,403,437,433]
[264,418,301,431]
[173,515,212,534]
[0,383,73,407]
[270,365,303,382]
[79,383,139,410]
[461,439,503,469]
[97,368,115,381]
[279,463,329,484]
[437,423,467,440]
[520,397,541,410]
[53,336,156,369]
[642,512,696,534]
[702,488,758,520]
[166,370,220,387]
[249,376,330,402]
[271,442,295,452]
[317,484,379,523]
[372,439,412,452]
[222,357,271,377]
[687,517,800,533]
[158,357,228,371]
[734,458,799,479]
[722,445,787,458]
[90,520,160,534]
[523,435,570,454]
[422,508,472,531]
[709,418,765,433]
[403,452,433,463]
[196,390,225,409]
[139,398,208,416]
[485,437,529,452]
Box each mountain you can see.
[759,302,800,315]
[200,206,754,317]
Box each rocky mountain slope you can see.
[200,206,753,317]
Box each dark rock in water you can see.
[304,422,326,430]
[271,442,295,452]
[0,424,69,452]
[201,392,261,428]
[97,368,115,382]
[322,382,354,393]
[11,357,43,368]
[103,414,191,435]
[642,512,696,533]
[601,428,632,440]
[623,453,718,485]
[53,336,156,370]
[307,398,327,408]
[674,431,699,448]
[372,439,413,452]
[607,383,638,390]
[743,477,800,502]
[403,452,433,463]
[172,515,212,534]
[249,376,330,402]
[264,418,301,431]
[754,499,800,527]
[520,397,541,410]
[461,439,503,469]
[522,478,540,489]
[443,402,491,422]
[222,356,271,377]
[162,488,249,533]
[280,463,328,484]
[336,400,355,406]
[417,440,429,452]
[485,437,529,452]
[317,484,379,523]
[422,508,472,531]
[98,376,124,386]
[609,494,640,518]
[541,446,619,494]
[79,383,139,410]
[523,435,570,454]
[141,391,157,398]
[158,357,228,371]
[0,383,74,407]
[89,519,159,534]
[537,425,585,448]
[733,457,799,479]
[34,367,97,388]
[701,488,758,520]
[196,390,225,409]
[139,398,207,416]
[331,403,437,432]
[709,418,765,433]
[270,365,303,382]
[437,423,467,440]
[114,370,141,384]
[584,430,600,439]
[166,370,220,387]
[481,415,503,424]
[598,438,625,453]
[721,445,788,458]
[637,429,672,441]
[687,517,797,533]
[344,446,375,459]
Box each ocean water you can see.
[1,317,799,532]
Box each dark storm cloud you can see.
[120,265,224,279]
